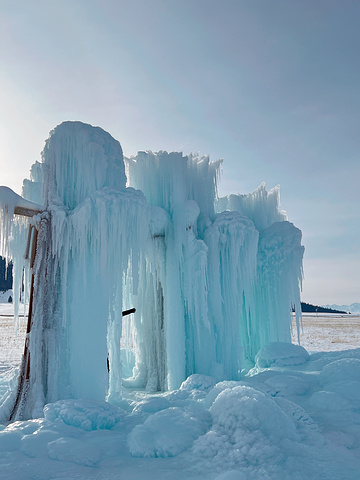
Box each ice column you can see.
[126,152,221,390]
[5,122,149,418]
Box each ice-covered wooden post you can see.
[0,187,44,420]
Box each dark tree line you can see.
[293,302,348,315]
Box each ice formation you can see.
[0,121,304,420]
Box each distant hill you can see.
[323,303,360,314]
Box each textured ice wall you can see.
[22,161,44,206]
[216,183,287,232]
[126,152,221,390]
[204,211,259,376]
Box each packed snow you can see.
[0,121,358,478]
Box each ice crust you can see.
[0,121,304,420]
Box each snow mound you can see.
[318,358,360,403]
[264,374,309,397]
[180,374,216,392]
[319,358,360,387]
[255,342,309,368]
[128,406,211,457]
[202,380,243,408]
[132,396,171,413]
[274,397,324,447]
[44,399,123,431]
[309,390,350,411]
[192,386,298,469]
[209,386,298,443]
[0,186,43,215]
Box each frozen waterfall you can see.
[0,121,303,420]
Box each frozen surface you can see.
[0,319,359,479]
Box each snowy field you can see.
[292,313,360,352]
[1,296,360,479]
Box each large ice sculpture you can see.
[0,121,304,420]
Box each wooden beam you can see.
[14,205,44,217]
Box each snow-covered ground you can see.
[292,313,360,352]
[1,296,360,479]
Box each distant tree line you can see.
[0,257,13,291]
[294,302,348,315]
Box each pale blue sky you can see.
[1,0,359,305]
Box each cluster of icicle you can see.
[0,187,35,328]
[0,121,303,419]
[125,152,303,390]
